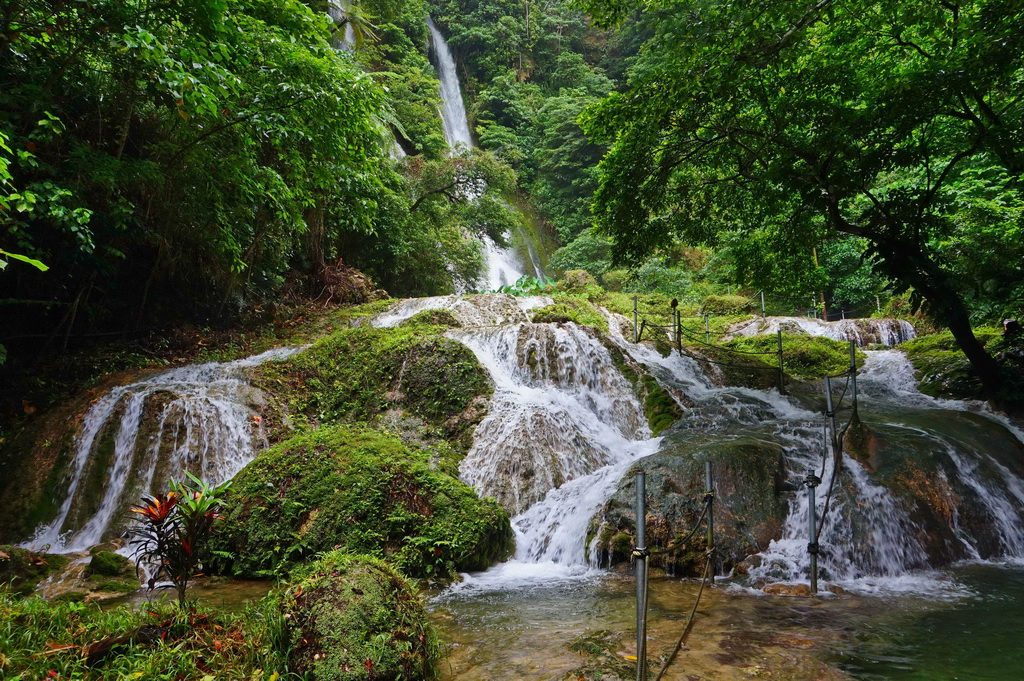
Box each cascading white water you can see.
[426,18,529,290]
[327,0,357,49]
[26,347,300,552]
[727,316,917,347]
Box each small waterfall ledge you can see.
[726,315,917,347]
[25,347,301,553]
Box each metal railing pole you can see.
[760,291,765,316]
[704,312,710,344]
[635,470,648,681]
[849,340,858,410]
[777,329,785,394]
[805,473,820,593]
[705,461,715,586]
[633,295,639,343]
[824,375,836,447]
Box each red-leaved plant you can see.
[130,472,230,607]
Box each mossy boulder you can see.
[254,322,492,453]
[700,334,863,390]
[701,294,754,315]
[530,296,609,333]
[640,375,683,435]
[592,436,787,575]
[86,548,131,578]
[281,552,437,681]
[900,329,1000,400]
[557,269,600,294]
[209,425,513,579]
[0,546,69,596]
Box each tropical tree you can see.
[580,0,1024,398]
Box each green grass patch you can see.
[0,592,287,680]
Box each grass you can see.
[0,592,291,680]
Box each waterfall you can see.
[25,347,300,552]
[426,18,529,290]
[727,316,917,347]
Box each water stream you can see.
[25,347,300,552]
[426,19,541,289]
[19,297,1024,680]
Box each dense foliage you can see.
[578,0,1024,395]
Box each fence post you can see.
[760,291,766,316]
[635,470,648,681]
[805,472,820,593]
[704,312,710,345]
[705,461,715,586]
[777,329,785,394]
[633,295,639,343]
[824,375,837,446]
[849,340,858,412]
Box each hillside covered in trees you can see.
[1,0,1022,403]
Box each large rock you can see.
[281,551,437,681]
[209,425,514,579]
[592,434,787,575]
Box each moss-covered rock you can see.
[701,294,754,315]
[86,548,131,578]
[209,425,513,579]
[281,551,438,681]
[901,329,1001,400]
[556,269,600,294]
[640,375,683,435]
[0,546,69,596]
[254,322,492,454]
[592,436,787,575]
[530,296,609,333]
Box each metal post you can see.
[841,309,846,320]
[805,473,820,593]
[777,329,785,394]
[760,291,765,316]
[705,461,715,586]
[635,470,648,681]
[876,295,881,313]
[849,340,858,407]
[704,312,710,344]
[810,296,816,318]
[633,295,639,343]
[676,309,682,351]
[824,375,836,447]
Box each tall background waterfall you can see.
[426,19,545,290]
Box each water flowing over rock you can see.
[426,18,534,290]
[727,316,916,347]
[25,347,300,552]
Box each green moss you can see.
[282,551,438,681]
[640,375,682,435]
[531,296,609,333]
[399,309,462,328]
[0,546,69,596]
[708,334,864,387]
[53,591,88,603]
[92,579,139,594]
[87,549,131,578]
[556,269,600,294]
[209,425,513,579]
[255,322,492,452]
[901,329,1002,399]
[701,294,754,315]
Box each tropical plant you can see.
[130,472,231,607]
